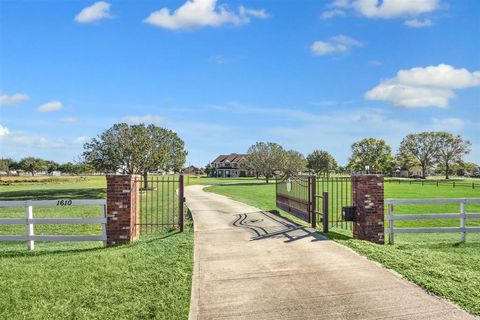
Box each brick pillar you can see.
[352,175,384,244]
[106,175,140,246]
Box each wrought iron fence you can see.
[135,175,184,235]
[316,177,353,231]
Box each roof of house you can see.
[212,153,247,163]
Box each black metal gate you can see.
[276,175,354,233]
[316,177,354,232]
[136,175,185,235]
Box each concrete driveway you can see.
[186,185,477,320]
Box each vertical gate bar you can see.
[340,178,344,229]
[167,175,171,227]
[336,177,340,229]
[26,205,34,250]
[174,176,177,227]
[323,192,329,233]
[150,177,154,232]
[179,175,185,232]
[161,176,165,230]
[311,176,316,228]
[144,176,147,234]
[156,177,159,231]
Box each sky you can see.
[0,0,479,167]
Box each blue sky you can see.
[0,0,479,167]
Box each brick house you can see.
[210,153,253,177]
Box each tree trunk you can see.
[445,162,450,180]
[143,172,149,189]
[421,165,426,178]
[265,176,269,183]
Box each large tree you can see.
[18,157,47,176]
[398,132,439,178]
[347,138,394,173]
[435,132,471,179]
[245,142,284,183]
[280,150,307,177]
[0,158,16,175]
[306,150,338,176]
[83,123,187,187]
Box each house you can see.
[210,153,253,177]
[182,165,203,175]
[399,166,427,178]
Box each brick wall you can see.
[352,175,385,244]
[106,175,140,245]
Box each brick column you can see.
[106,175,140,246]
[352,175,385,244]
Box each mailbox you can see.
[342,206,357,221]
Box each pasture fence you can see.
[385,198,480,244]
[385,178,478,189]
[0,199,106,250]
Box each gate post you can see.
[310,175,316,228]
[106,175,140,246]
[351,175,385,244]
[178,174,185,232]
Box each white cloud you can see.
[405,18,433,28]
[73,136,90,145]
[431,117,466,131]
[351,0,440,18]
[365,64,480,108]
[37,101,63,112]
[61,117,78,124]
[122,115,166,124]
[143,0,268,30]
[0,91,29,106]
[75,1,112,23]
[311,35,363,56]
[0,125,10,136]
[323,0,441,24]
[322,9,346,19]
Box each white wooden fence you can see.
[0,199,107,250]
[385,198,480,244]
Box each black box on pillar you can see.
[342,206,357,221]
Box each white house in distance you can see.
[210,153,253,177]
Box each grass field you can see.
[205,181,480,316]
[0,176,194,320]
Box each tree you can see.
[347,138,394,173]
[18,157,47,176]
[395,152,419,171]
[46,161,59,175]
[245,142,284,183]
[398,132,439,178]
[0,158,16,175]
[306,150,338,176]
[435,132,471,179]
[83,123,187,187]
[280,150,307,177]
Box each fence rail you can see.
[385,179,478,189]
[0,199,107,250]
[385,198,480,244]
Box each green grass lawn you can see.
[0,176,194,320]
[0,230,194,320]
[205,181,480,316]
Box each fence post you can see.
[26,205,34,250]
[388,204,394,245]
[322,192,329,233]
[310,176,316,229]
[179,174,185,232]
[100,204,107,247]
[460,200,466,242]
